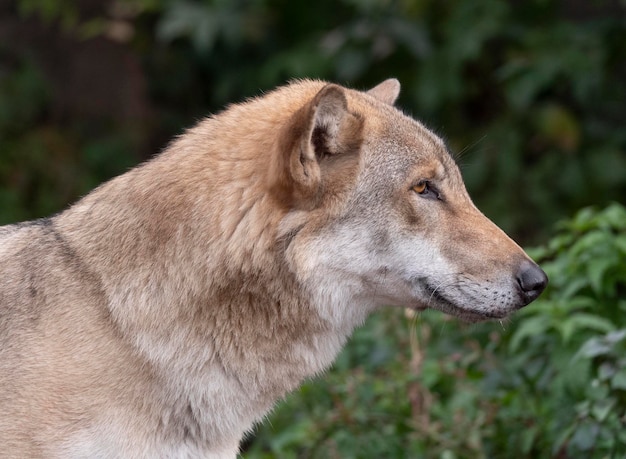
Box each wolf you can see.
[0,79,546,458]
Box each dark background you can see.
[1,0,624,243]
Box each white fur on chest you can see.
[121,301,353,457]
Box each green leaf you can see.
[571,230,610,259]
[521,425,539,454]
[614,234,626,256]
[547,232,575,254]
[605,329,626,345]
[598,362,616,381]
[591,398,615,422]
[525,245,548,262]
[565,296,596,311]
[570,206,599,231]
[569,421,600,451]
[509,315,552,352]
[558,314,614,344]
[611,369,626,390]
[440,450,457,459]
[577,338,613,359]
[587,257,617,295]
[603,203,626,230]
[552,424,577,456]
[559,277,589,301]
[576,330,626,360]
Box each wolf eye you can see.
[411,181,428,194]
[411,181,441,200]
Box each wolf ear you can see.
[305,84,351,162]
[367,78,400,105]
[277,84,363,208]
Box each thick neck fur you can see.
[53,81,357,449]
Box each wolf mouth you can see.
[421,282,507,322]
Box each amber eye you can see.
[412,181,427,194]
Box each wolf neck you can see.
[54,119,359,441]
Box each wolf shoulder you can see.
[0,218,79,328]
[0,217,61,269]
[0,217,54,241]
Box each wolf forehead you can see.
[340,86,458,177]
[350,122,461,204]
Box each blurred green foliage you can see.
[1,0,625,241]
[246,203,626,458]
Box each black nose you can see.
[516,260,548,305]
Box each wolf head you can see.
[274,79,547,323]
